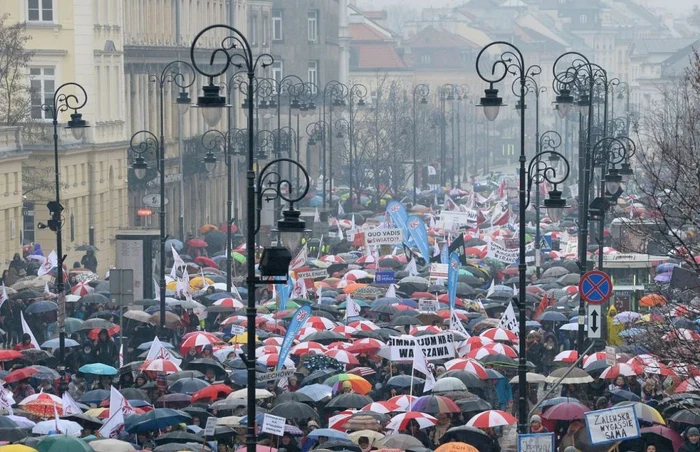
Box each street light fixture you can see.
[41,82,88,365]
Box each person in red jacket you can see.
[13,333,34,351]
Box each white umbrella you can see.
[90,439,136,452]
[32,419,83,436]
[509,372,546,384]
[432,376,468,393]
[8,415,35,428]
[228,388,274,400]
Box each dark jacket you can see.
[94,330,117,366]
[680,441,700,452]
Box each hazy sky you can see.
[356,0,699,14]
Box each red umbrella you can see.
[466,410,517,428]
[346,338,385,354]
[88,325,120,340]
[541,401,590,421]
[0,350,24,361]
[191,383,233,403]
[219,223,238,234]
[194,256,217,268]
[4,366,39,383]
[187,239,208,248]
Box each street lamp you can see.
[39,82,88,365]
[476,41,570,433]
[439,84,458,187]
[189,25,312,452]
[412,84,429,204]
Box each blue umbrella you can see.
[25,301,58,315]
[165,238,184,251]
[525,320,541,328]
[41,338,79,348]
[619,328,644,337]
[78,389,110,405]
[307,429,352,442]
[125,408,191,433]
[79,363,118,376]
[297,384,333,402]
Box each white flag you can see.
[486,279,495,297]
[44,282,52,297]
[169,264,178,281]
[338,202,345,216]
[317,285,323,305]
[432,240,440,257]
[37,250,58,277]
[338,222,344,241]
[512,284,518,296]
[20,311,39,349]
[345,296,361,320]
[351,214,356,231]
[498,301,519,336]
[290,243,308,270]
[54,404,62,433]
[292,277,307,299]
[119,344,124,368]
[450,310,471,339]
[171,245,185,268]
[412,346,436,393]
[406,258,418,277]
[385,284,396,299]
[98,387,134,438]
[314,207,321,223]
[230,284,242,300]
[0,385,15,415]
[181,267,190,296]
[153,278,160,298]
[62,391,82,416]
[0,283,8,310]
[146,336,182,366]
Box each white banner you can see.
[379,332,455,361]
[585,405,640,445]
[364,228,403,246]
[439,210,478,229]
[498,301,519,335]
[429,263,448,280]
[418,299,439,312]
[296,270,328,279]
[487,240,519,264]
[262,414,286,436]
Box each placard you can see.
[429,263,448,280]
[204,416,218,437]
[256,368,296,382]
[375,270,395,284]
[605,346,617,365]
[518,432,555,452]
[261,413,286,436]
[584,405,640,445]
[379,332,455,362]
[364,228,403,246]
[229,325,245,336]
[487,240,519,264]
[440,210,478,228]
[296,270,328,280]
[418,299,439,312]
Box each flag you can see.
[385,284,396,298]
[449,233,466,265]
[180,268,190,296]
[292,276,307,299]
[491,197,510,226]
[37,250,58,276]
[351,214,356,230]
[412,346,436,393]
[153,278,160,298]
[44,282,52,297]
[230,284,242,300]
[0,283,7,310]
[338,202,345,216]
[444,195,458,211]
[119,344,124,369]
[99,387,134,438]
[407,215,431,263]
[338,222,344,241]
[314,207,321,223]
[290,243,308,270]
[450,310,470,339]
[440,243,449,264]
[171,245,185,268]
[62,391,82,416]
[498,301,519,335]
[345,296,361,320]
[406,258,418,276]
[146,336,182,366]
[200,267,210,290]
[512,284,517,296]
[278,275,292,312]
[277,305,312,371]
[386,201,410,244]
[0,385,15,415]
[486,279,495,297]
[432,240,440,258]
[169,264,178,281]
[54,404,61,434]
[534,294,549,320]
[20,312,39,349]
[447,252,460,311]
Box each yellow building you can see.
[0,126,28,266]
[0,0,129,274]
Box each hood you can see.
[608,305,617,316]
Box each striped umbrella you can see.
[583,352,607,368]
[139,359,182,374]
[444,358,488,379]
[346,338,385,354]
[466,410,517,428]
[348,320,379,331]
[306,316,337,330]
[255,345,281,357]
[600,363,640,380]
[480,328,517,342]
[457,336,494,355]
[213,298,245,309]
[257,353,294,368]
[71,281,94,296]
[554,350,579,364]
[348,367,377,377]
[386,412,437,431]
[331,325,358,338]
[325,349,359,366]
[387,395,418,411]
[483,343,518,358]
[290,341,327,356]
[361,401,400,414]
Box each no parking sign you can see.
[579,270,613,305]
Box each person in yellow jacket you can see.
[607,304,623,346]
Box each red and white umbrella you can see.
[297,327,321,340]
[466,410,517,428]
[19,392,62,406]
[213,298,245,309]
[290,341,327,356]
[263,337,284,346]
[663,328,700,341]
[353,255,374,265]
[257,353,294,368]
[409,326,442,335]
[349,320,379,331]
[444,358,488,378]
[180,332,219,352]
[344,269,369,280]
[600,363,639,380]
[221,315,246,326]
[320,255,345,264]
[306,316,337,330]
[346,338,385,354]
[327,341,351,350]
[386,412,437,431]
[256,345,281,357]
[361,401,400,414]
[466,348,500,360]
[387,395,418,412]
[480,328,518,342]
[139,358,182,374]
[325,349,359,366]
[328,409,356,430]
[554,350,579,364]
[457,336,495,355]
[331,325,357,338]
[675,376,700,393]
[348,367,377,377]
[71,282,93,296]
[643,362,677,377]
[583,352,607,368]
[483,343,518,358]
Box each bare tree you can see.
[0,14,34,125]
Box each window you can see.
[28,0,53,22]
[250,15,257,45]
[420,55,432,64]
[580,15,587,24]
[272,10,282,41]
[29,67,55,120]
[308,10,318,42]
[307,61,318,91]
[272,61,283,84]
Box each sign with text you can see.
[605,346,617,366]
[440,210,478,228]
[429,263,448,280]
[364,228,404,246]
[375,270,395,284]
[378,332,455,362]
[256,368,297,382]
[261,413,286,436]
[229,325,245,336]
[418,299,439,312]
[296,270,328,280]
[517,432,555,452]
[204,416,218,437]
[585,405,640,445]
[487,240,519,264]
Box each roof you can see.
[406,25,478,49]
[353,44,408,70]
[661,40,700,77]
[630,38,697,56]
[516,13,570,47]
[362,10,388,21]
[349,23,392,42]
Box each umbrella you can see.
[326,393,373,410]
[541,401,590,421]
[169,377,210,394]
[35,436,92,452]
[434,444,478,452]
[387,375,424,389]
[0,428,30,443]
[25,301,58,315]
[89,439,136,452]
[154,431,203,444]
[270,401,320,421]
[545,367,593,384]
[410,395,460,414]
[296,384,333,402]
[307,429,352,442]
[125,408,192,433]
[455,397,492,413]
[190,384,233,403]
[466,410,517,428]
[79,363,118,376]
[186,358,227,379]
[4,367,39,383]
[374,434,423,450]
[273,392,314,405]
[32,419,82,437]
[669,409,700,424]
[440,425,498,451]
[432,377,468,394]
[386,412,437,431]
[78,389,110,405]
[441,370,486,389]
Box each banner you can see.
[379,332,455,361]
[20,311,39,349]
[276,305,312,371]
[447,252,460,311]
[412,346,436,393]
[584,405,640,445]
[386,201,409,242]
[487,240,519,264]
[278,275,292,312]
[290,243,308,270]
[407,215,431,263]
[499,301,519,335]
[448,233,467,265]
[440,210,478,229]
[146,336,182,366]
[364,228,403,246]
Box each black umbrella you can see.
[209,398,247,412]
[120,387,148,400]
[155,431,204,445]
[378,258,402,269]
[387,375,424,389]
[0,417,18,428]
[62,413,103,430]
[441,370,486,388]
[80,293,111,304]
[0,427,29,443]
[609,388,641,403]
[169,377,210,394]
[389,315,420,327]
[80,318,115,330]
[440,425,499,451]
[225,359,268,373]
[204,230,227,249]
[25,301,58,314]
[669,409,700,425]
[273,392,314,405]
[11,290,41,300]
[181,406,212,424]
[78,389,110,405]
[456,397,492,413]
[301,368,340,385]
[322,441,361,452]
[326,393,373,409]
[303,330,350,344]
[228,369,268,388]
[187,358,227,379]
[270,401,320,421]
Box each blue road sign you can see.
[579,270,613,305]
[375,270,395,284]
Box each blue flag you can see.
[440,243,449,264]
[276,304,312,371]
[386,201,409,242]
[447,252,460,311]
[407,215,431,263]
[278,274,293,312]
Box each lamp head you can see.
[605,168,623,194]
[132,156,148,180]
[479,87,503,122]
[290,98,300,109]
[577,94,590,116]
[176,90,192,115]
[276,207,309,254]
[619,161,633,181]
[196,82,226,127]
[203,152,217,173]
[515,100,526,117]
[67,112,88,140]
[555,88,574,119]
[544,188,567,222]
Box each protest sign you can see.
[204,416,218,437]
[379,332,455,361]
[439,210,478,229]
[229,325,245,336]
[364,228,403,246]
[429,263,448,280]
[296,270,328,280]
[261,414,286,436]
[584,405,640,445]
[518,433,554,452]
[487,240,519,264]
[256,368,296,382]
[418,299,439,312]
